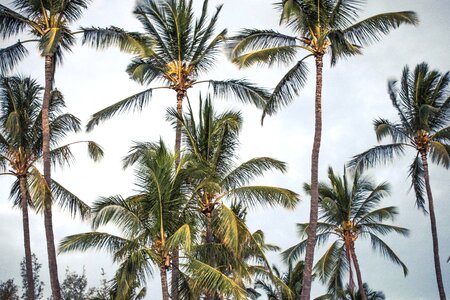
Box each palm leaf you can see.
[0,42,29,74]
[86,88,155,131]
[408,154,426,212]
[52,179,91,220]
[367,233,408,276]
[226,185,299,210]
[348,143,406,172]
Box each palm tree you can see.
[169,97,300,299]
[349,63,450,300]
[0,2,91,298]
[283,167,408,300]
[60,140,193,300]
[254,261,304,300]
[228,2,417,298]
[0,75,103,300]
[82,0,269,152]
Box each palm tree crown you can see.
[283,167,408,299]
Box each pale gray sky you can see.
[0,0,449,299]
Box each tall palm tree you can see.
[169,97,300,299]
[60,140,193,300]
[0,2,92,298]
[349,63,450,300]
[0,75,103,300]
[283,167,408,300]
[228,2,417,298]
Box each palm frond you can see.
[86,88,154,131]
[0,42,28,74]
[165,223,192,253]
[262,56,310,121]
[348,143,406,172]
[429,141,450,168]
[226,185,299,210]
[207,79,270,109]
[314,240,345,284]
[58,232,131,255]
[344,12,418,46]
[408,154,426,212]
[52,179,91,220]
[367,233,408,276]
[185,258,248,299]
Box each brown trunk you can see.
[42,55,62,300]
[345,238,355,292]
[19,175,35,300]
[160,263,170,300]
[300,54,323,300]
[420,151,447,300]
[204,213,215,300]
[350,242,367,300]
[171,91,184,300]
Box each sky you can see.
[0,0,449,299]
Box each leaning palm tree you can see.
[0,2,92,298]
[349,63,450,300]
[228,2,417,298]
[283,167,408,300]
[169,97,299,299]
[0,75,103,300]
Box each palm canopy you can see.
[282,167,408,296]
[0,0,91,73]
[349,63,450,211]
[0,75,103,217]
[228,0,418,118]
[82,0,269,131]
[168,96,300,213]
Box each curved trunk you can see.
[420,151,447,300]
[350,242,367,300]
[19,175,35,300]
[171,91,184,300]
[43,54,62,300]
[301,54,324,300]
[160,264,170,300]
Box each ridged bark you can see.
[204,213,214,300]
[350,242,367,300]
[19,175,35,300]
[42,54,62,300]
[300,54,323,300]
[345,239,355,292]
[420,151,447,300]
[171,91,185,300]
[161,264,170,300]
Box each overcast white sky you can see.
[0,0,449,299]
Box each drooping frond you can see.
[86,88,155,131]
[206,79,270,109]
[343,12,418,47]
[408,154,426,212]
[226,185,299,210]
[366,233,408,276]
[262,56,310,121]
[52,179,91,220]
[58,232,132,255]
[348,143,406,172]
[0,42,29,74]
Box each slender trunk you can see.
[345,239,355,292]
[204,213,214,300]
[160,264,170,300]
[350,242,367,300]
[300,54,324,300]
[42,54,62,300]
[420,151,447,300]
[171,91,184,300]
[19,175,35,300]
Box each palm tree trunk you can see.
[301,54,324,300]
[350,242,367,300]
[160,264,170,300]
[19,175,35,300]
[42,54,62,300]
[205,212,215,300]
[171,91,185,300]
[345,239,355,293]
[420,151,447,300]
